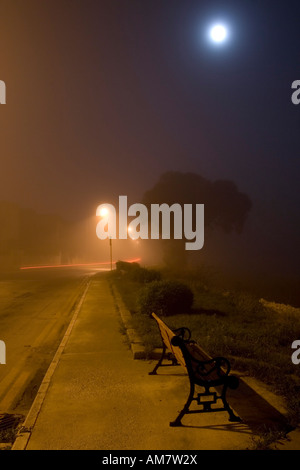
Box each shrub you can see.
[115,260,161,283]
[137,280,194,316]
[129,267,161,283]
[116,260,140,272]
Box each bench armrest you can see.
[193,356,231,378]
[173,327,192,342]
[171,335,238,385]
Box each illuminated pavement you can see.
[12,274,293,450]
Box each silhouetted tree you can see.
[142,171,252,269]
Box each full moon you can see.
[209,24,228,43]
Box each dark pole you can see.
[109,237,112,271]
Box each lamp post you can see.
[109,236,112,271]
[96,205,114,271]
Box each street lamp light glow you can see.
[128,225,138,241]
[98,207,109,217]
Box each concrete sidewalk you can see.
[12,274,293,450]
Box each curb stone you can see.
[109,282,162,361]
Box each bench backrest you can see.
[185,341,212,363]
[152,313,228,384]
[151,313,186,368]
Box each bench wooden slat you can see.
[151,312,186,368]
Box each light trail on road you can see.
[19,258,141,270]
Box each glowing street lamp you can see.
[98,207,109,218]
[127,225,137,240]
[96,204,114,271]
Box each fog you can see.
[0,2,299,306]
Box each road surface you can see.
[0,267,99,416]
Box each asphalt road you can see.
[0,267,100,416]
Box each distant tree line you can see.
[142,171,252,268]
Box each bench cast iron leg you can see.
[149,344,166,375]
[222,385,241,422]
[169,383,194,427]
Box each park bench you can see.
[149,312,241,426]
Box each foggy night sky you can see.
[0,0,300,274]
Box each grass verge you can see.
[109,267,300,428]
